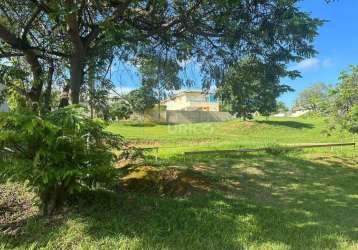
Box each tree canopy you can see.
[328,66,358,134]
[294,83,330,113]
[0,0,323,113]
[126,86,158,114]
[217,58,293,119]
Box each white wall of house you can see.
[163,92,219,111]
[290,109,310,117]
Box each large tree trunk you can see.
[0,24,44,105]
[44,61,54,111]
[70,54,85,104]
[64,0,102,105]
[25,51,44,104]
[65,0,86,105]
[88,60,96,118]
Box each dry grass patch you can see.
[119,166,214,196]
[0,182,38,236]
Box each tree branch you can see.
[22,7,42,40]
[0,52,24,58]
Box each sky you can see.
[111,0,358,108]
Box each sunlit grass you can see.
[108,116,355,158]
[1,152,357,249]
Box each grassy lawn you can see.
[1,117,358,249]
[107,116,355,156]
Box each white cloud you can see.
[293,57,333,72]
[295,58,320,71]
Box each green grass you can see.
[107,116,354,157]
[1,117,358,249]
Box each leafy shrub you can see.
[0,105,125,215]
[109,100,133,121]
[347,104,358,134]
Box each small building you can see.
[161,91,219,111]
[290,109,311,117]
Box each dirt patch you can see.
[118,166,213,196]
[192,164,216,174]
[0,183,38,236]
[128,140,161,148]
[242,121,257,128]
[240,167,265,176]
[227,121,257,129]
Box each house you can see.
[290,109,311,117]
[161,91,219,111]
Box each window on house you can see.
[207,95,217,103]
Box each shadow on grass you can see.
[124,122,157,127]
[1,153,358,249]
[256,120,315,129]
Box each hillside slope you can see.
[107,117,353,155]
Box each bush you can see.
[348,104,358,134]
[0,105,125,215]
[109,100,133,121]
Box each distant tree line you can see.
[293,66,358,136]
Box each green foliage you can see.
[0,105,125,215]
[276,101,289,113]
[109,100,133,121]
[0,1,322,108]
[139,56,183,94]
[218,58,293,119]
[4,80,28,111]
[126,87,158,113]
[328,66,358,134]
[0,61,31,111]
[294,83,330,114]
[347,104,358,134]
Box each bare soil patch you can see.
[0,183,38,236]
[118,166,214,196]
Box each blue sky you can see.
[280,0,358,107]
[112,0,358,107]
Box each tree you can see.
[0,1,67,108]
[276,101,289,113]
[0,0,323,108]
[109,100,132,121]
[139,55,183,118]
[294,83,330,113]
[126,87,157,114]
[347,105,358,134]
[328,66,358,134]
[218,58,293,119]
